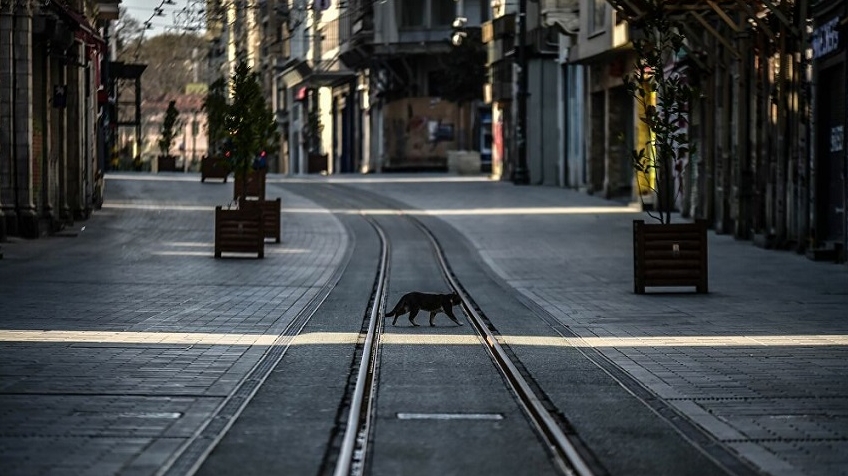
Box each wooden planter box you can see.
[633,219,708,294]
[307,153,328,174]
[240,197,282,243]
[233,169,267,200]
[201,156,230,182]
[214,206,264,258]
[157,155,177,172]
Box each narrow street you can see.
[1,173,846,475]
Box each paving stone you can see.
[0,174,348,475]
[2,174,847,475]
[351,176,848,476]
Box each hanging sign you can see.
[812,16,841,60]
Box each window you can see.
[480,2,491,23]
[398,0,426,28]
[589,0,606,34]
[431,0,455,27]
[397,0,456,28]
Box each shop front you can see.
[812,1,847,261]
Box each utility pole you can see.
[513,0,530,185]
[191,110,198,167]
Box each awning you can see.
[309,69,358,87]
[277,59,313,86]
[277,58,356,88]
[109,61,148,79]
[607,0,806,61]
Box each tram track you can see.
[332,184,760,476]
[186,180,751,476]
[334,215,388,476]
[325,185,599,476]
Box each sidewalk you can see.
[344,175,848,476]
[0,173,351,475]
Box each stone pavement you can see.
[342,174,848,476]
[0,172,846,476]
[0,173,350,475]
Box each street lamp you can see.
[512,0,530,185]
[452,17,468,45]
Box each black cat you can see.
[385,292,463,327]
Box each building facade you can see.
[254,0,492,175]
[204,0,845,263]
[811,0,846,259]
[568,0,632,197]
[483,0,569,184]
[574,0,845,262]
[1,0,115,241]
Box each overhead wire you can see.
[131,0,187,61]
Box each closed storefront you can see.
[812,1,847,257]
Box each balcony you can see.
[338,6,374,69]
[320,16,341,59]
[393,28,452,50]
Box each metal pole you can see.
[513,0,530,184]
[192,110,198,167]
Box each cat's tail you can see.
[384,300,402,317]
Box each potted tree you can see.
[303,104,327,174]
[214,61,281,258]
[225,61,278,199]
[201,77,231,182]
[157,100,180,172]
[621,0,708,293]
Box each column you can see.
[0,1,13,238]
[14,0,37,237]
[58,45,73,224]
[734,29,752,239]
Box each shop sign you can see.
[813,16,842,59]
[832,125,844,153]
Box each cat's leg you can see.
[408,309,420,327]
[392,305,407,326]
[444,307,463,326]
[429,311,438,326]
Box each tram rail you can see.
[329,186,597,476]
